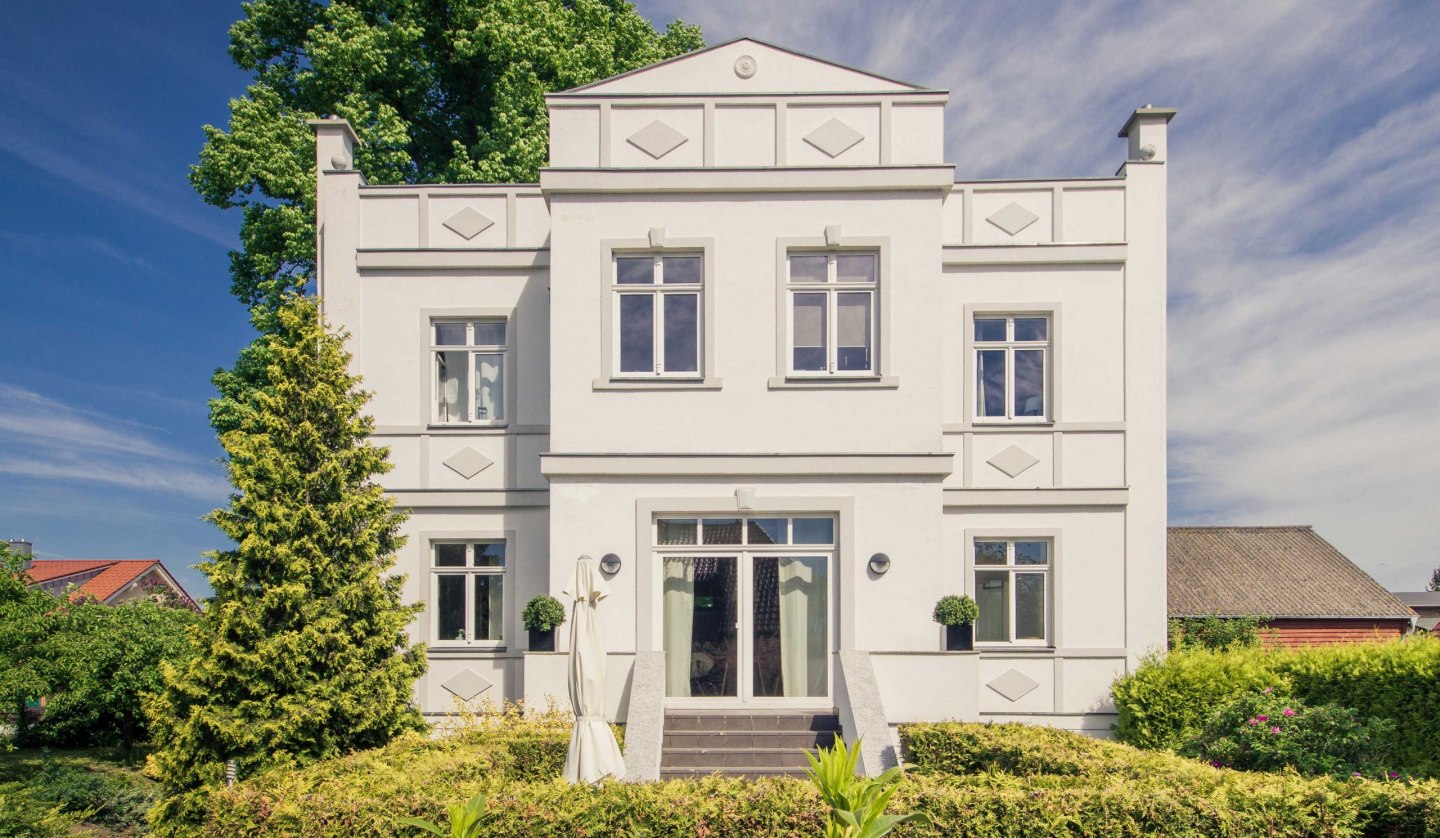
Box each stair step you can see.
[662,730,842,750]
[663,713,841,733]
[660,766,810,780]
[661,747,817,769]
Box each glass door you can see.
[658,516,834,705]
[662,556,737,698]
[750,556,829,699]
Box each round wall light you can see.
[868,553,891,575]
[599,553,623,574]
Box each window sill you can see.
[592,377,723,391]
[425,423,510,434]
[767,376,899,390]
[428,644,507,655]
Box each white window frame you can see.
[972,314,1050,423]
[611,252,705,379]
[429,540,506,648]
[430,319,508,426]
[969,536,1052,648]
[784,252,879,378]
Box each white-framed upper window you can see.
[431,541,505,645]
[974,315,1048,421]
[787,252,877,376]
[973,538,1050,645]
[432,320,506,425]
[614,254,703,377]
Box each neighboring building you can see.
[311,37,1173,770]
[23,557,199,611]
[1168,526,1415,647]
[1393,591,1440,632]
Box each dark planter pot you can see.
[945,623,974,651]
[528,628,555,652]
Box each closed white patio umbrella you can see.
[562,555,625,784]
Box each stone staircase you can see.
[660,709,843,779]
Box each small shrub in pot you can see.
[521,595,566,651]
[933,595,978,651]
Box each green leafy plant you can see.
[521,595,566,632]
[397,792,489,837]
[1181,687,1396,777]
[931,595,978,626]
[1167,615,1268,651]
[805,736,925,838]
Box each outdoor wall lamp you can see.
[868,553,891,575]
[599,553,623,574]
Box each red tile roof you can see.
[25,559,192,606]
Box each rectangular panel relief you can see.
[969,433,1055,489]
[786,104,881,166]
[610,106,705,167]
[429,436,508,489]
[1061,187,1125,243]
[713,104,776,166]
[972,189,1053,245]
[428,195,508,248]
[513,193,551,248]
[888,103,944,164]
[362,195,421,249]
[1060,431,1125,488]
[549,106,600,167]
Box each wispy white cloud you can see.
[0,382,228,500]
[639,1,1440,587]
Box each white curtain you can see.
[662,558,695,697]
[476,353,503,421]
[777,557,827,697]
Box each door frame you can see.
[659,548,836,709]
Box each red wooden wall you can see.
[1261,618,1411,648]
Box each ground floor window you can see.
[432,541,505,644]
[656,516,832,701]
[973,538,1050,645]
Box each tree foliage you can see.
[194,0,704,314]
[146,296,426,820]
[0,546,60,744]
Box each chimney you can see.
[7,538,33,571]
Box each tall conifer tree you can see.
[147,296,425,817]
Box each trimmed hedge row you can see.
[157,721,1440,837]
[1111,636,1440,776]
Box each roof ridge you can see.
[1167,525,1313,531]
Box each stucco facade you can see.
[311,39,1172,745]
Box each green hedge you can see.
[1111,637,1440,776]
[155,720,1440,837]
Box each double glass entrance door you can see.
[663,553,830,703]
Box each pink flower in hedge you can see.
[1352,772,1364,779]
[1210,760,1222,768]
[1270,726,1281,734]
[1282,708,1295,717]
[1256,715,1268,722]
[1248,718,1260,726]
[1388,771,1400,780]
[1263,687,1273,694]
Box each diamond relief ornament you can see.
[986,202,1040,237]
[442,207,494,240]
[441,668,494,701]
[443,447,493,480]
[987,669,1040,702]
[626,120,689,159]
[988,445,1039,478]
[803,118,865,158]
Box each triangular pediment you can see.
[562,38,932,96]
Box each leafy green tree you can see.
[34,601,200,750]
[146,296,426,819]
[197,0,704,431]
[0,545,59,745]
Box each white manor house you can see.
[310,38,1174,777]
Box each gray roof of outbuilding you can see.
[1394,591,1440,608]
[1167,526,1416,620]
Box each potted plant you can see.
[522,594,566,651]
[933,595,978,651]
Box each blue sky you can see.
[3,1,1438,598]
